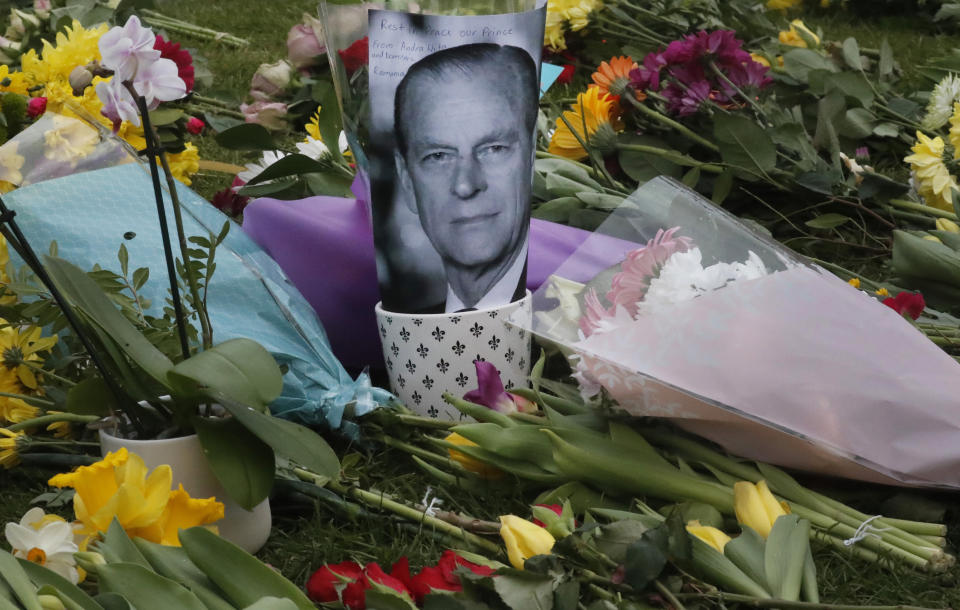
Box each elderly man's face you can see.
[397,71,532,271]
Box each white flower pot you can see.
[99,430,272,554]
[375,292,533,420]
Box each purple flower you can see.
[665,80,711,117]
[662,38,697,65]
[463,360,536,414]
[98,15,160,81]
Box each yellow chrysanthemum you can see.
[875,287,890,297]
[0,427,24,468]
[766,0,802,9]
[0,65,29,96]
[848,278,861,289]
[165,142,200,186]
[305,106,322,142]
[20,20,108,86]
[0,393,40,425]
[544,0,601,49]
[904,131,958,211]
[548,88,623,160]
[117,121,147,152]
[947,102,960,153]
[0,323,57,391]
[544,10,566,50]
[44,115,100,165]
[0,233,14,306]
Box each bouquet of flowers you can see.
[519,176,960,488]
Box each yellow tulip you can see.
[923,235,943,243]
[733,480,790,539]
[499,515,556,569]
[936,218,960,233]
[686,520,731,553]
[445,432,503,479]
[779,20,820,49]
[750,53,771,68]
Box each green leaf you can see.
[94,593,132,610]
[872,122,900,138]
[194,415,275,509]
[795,171,836,196]
[892,230,960,288]
[236,178,300,198]
[838,107,875,139]
[99,520,151,568]
[593,520,651,563]
[98,563,207,610]
[302,171,355,198]
[574,192,625,210]
[534,158,604,191]
[0,549,42,610]
[132,267,149,292]
[764,515,808,601]
[617,134,682,182]
[241,598,300,610]
[64,377,115,416]
[820,72,874,108]
[117,244,129,277]
[148,109,185,126]
[492,570,554,610]
[813,90,845,155]
[713,114,776,181]
[131,539,235,610]
[214,123,275,151]
[43,256,174,387]
[841,37,862,70]
[532,197,583,223]
[723,525,769,594]
[553,580,579,610]
[204,114,245,133]
[18,561,101,610]
[782,49,836,83]
[878,38,894,78]
[805,213,851,229]
[681,166,701,188]
[858,172,909,202]
[712,170,734,205]
[544,173,592,198]
[622,535,668,591]
[217,396,340,479]
[244,154,329,186]
[166,338,282,410]
[363,590,418,610]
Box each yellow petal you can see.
[936,218,960,233]
[756,480,788,521]
[157,485,224,546]
[686,520,731,553]
[445,433,503,479]
[499,515,555,569]
[734,481,775,538]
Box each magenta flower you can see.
[607,227,694,316]
[463,360,536,414]
[26,96,46,118]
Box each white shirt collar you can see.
[445,241,528,313]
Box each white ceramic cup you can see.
[375,292,533,420]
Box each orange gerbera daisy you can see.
[589,56,643,101]
[548,88,624,160]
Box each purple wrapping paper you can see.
[243,191,633,368]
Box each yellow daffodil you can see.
[904,131,958,211]
[875,287,890,297]
[686,520,731,553]
[734,480,790,539]
[499,515,555,569]
[0,322,57,391]
[49,448,171,539]
[936,218,960,233]
[445,432,503,479]
[549,87,623,160]
[0,427,25,468]
[848,278,861,289]
[779,20,820,49]
[131,484,224,546]
[923,235,943,243]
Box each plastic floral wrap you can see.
[515,176,960,488]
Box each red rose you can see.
[389,556,415,591]
[27,96,46,118]
[362,562,411,596]
[437,550,494,580]
[557,64,575,85]
[409,564,460,604]
[186,116,205,135]
[306,561,363,604]
[154,35,195,92]
[883,291,925,320]
[338,37,368,75]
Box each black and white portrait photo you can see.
[366,7,545,313]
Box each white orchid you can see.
[98,15,160,82]
[4,507,80,584]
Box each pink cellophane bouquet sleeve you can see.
[512,176,960,488]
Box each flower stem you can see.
[623,94,720,153]
[14,359,75,386]
[7,413,98,432]
[614,143,725,174]
[887,199,958,221]
[393,413,457,430]
[655,579,687,610]
[295,468,502,555]
[673,591,947,610]
[0,391,54,407]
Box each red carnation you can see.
[306,561,363,605]
[185,116,205,135]
[154,35,195,93]
[557,64,575,85]
[883,291,925,320]
[338,36,368,75]
[210,187,249,217]
[26,96,46,118]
